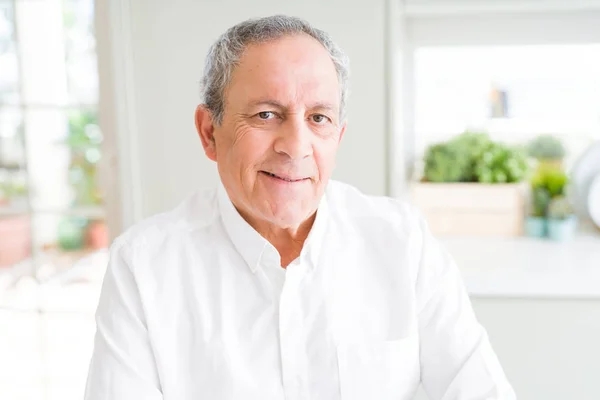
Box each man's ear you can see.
[195,105,217,162]
[338,121,347,143]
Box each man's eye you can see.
[312,114,330,124]
[258,111,275,120]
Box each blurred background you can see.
[0,0,599,399]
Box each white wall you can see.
[413,298,600,400]
[472,299,600,400]
[102,1,600,399]
[124,0,389,218]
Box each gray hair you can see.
[200,15,350,125]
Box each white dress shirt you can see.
[85,180,515,400]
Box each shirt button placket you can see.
[279,262,308,400]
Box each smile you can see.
[260,171,309,183]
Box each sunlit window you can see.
[414,44,600,167]
[0,1,107,398]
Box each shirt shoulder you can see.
[112,188,219,255]
[326,181,433,296]
[326,180,423,234]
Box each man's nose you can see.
[273,117,313,160]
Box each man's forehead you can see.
[241,34,330,61]
[226,67,340,109]
[234,77,341,108]
[224,36,341,109]
[234,36,337,80]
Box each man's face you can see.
[200,34,345,229]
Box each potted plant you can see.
[0,177,28,207]
[65,110,104,208]
[525,185,551,238]
[86,218,109,249]
[56,110,109,251]
[527,134,566,170]
[0,177,31,267]
[411,131,530,236]
[57,216,87,251]
[547,196,577,241]
[524,166,574,239]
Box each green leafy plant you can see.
[450,131,492,180]
[423,143,470,182]
[451,131,491,157]
[57,216,88,251]
[52,110,105,251]
[547,196,574,220]
[531,186,551,217]
[0,179,28,203]
[65,110,104,207]
[529,167,570,217]
[532,166,568,197]
[474,142,529,184]
[423,131,529,184]
[527,135,566,161]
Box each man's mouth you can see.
[260,171,309,182]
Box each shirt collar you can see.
[302,187,329,268]
[217,181,330,273]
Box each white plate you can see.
[571,141,600,219]
[589,174,600,229]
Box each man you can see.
[85,15,515,400]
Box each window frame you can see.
[390,1,600,196]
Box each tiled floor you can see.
[0,250,107,400]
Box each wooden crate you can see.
[410,183,527,237]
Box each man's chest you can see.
[137,238,421,400]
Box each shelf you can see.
[442,222,600,299]
[50,206,106,219]
[0,164,27,171]
[416,118,600,137]
[403,0,600,17]
[0,205,106,218]
[0,204,29,216]
[0,248,108,313]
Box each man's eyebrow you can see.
[247,100,287,110]
[246,100,338,114]
[309,102,338,113]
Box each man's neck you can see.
[239,209,317,268]
[262,214,316,268]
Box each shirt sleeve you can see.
[84,238,163,400]
[415,216,516,400]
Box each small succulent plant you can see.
[547,196,574,220]
[530,167,569,197]
[531,187,551,218]
[527,135,566,161]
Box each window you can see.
[398,2,600,299]
[0,1,108,398]
[414,44,600,167]
[399,7,600,177]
